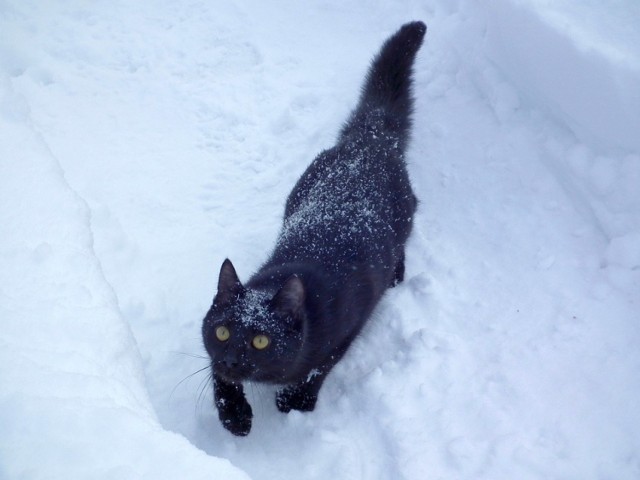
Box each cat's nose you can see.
[222,351,240,368]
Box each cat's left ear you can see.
[272,275,305,316]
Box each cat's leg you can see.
[276,345,349,413]
[276,369,327,413]
[214,375,252,436]
[276,335,361,413]
[392,250,405,287]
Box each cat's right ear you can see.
[272,275,305,317]
[215,259,244,306]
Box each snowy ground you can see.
[2,0,639,479]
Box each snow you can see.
[1,0,639,479]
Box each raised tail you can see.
[340,21,426,148]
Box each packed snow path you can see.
[2,1,639,479]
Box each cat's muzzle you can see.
[213,355,253,382]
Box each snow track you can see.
[2,1,639,479]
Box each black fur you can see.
[202,21,426,436]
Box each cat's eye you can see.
[252,334,270,350]
[215,326,230,342]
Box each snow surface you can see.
[1,0,639,479]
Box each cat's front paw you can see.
[214,379,253,436]
[276,386,318,413]
[216,395,253,436]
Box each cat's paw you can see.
[216,393,253,436]
[276,386,318,413]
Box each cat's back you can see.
[276,131,413,266]
[286,129,409,215]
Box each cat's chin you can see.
[213,362,279,383]
[213,366,252,384]
[248,371,285,384]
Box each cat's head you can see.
[202,259,306,383]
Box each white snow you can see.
[1,0,639,479]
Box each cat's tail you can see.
[340,21,426,149]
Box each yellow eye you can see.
[252,334,270,350]
[215,326,230,342]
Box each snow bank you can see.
[483,0,640,152]
[0,77,249,479]
[480,0,640,281]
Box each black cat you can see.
[202,21,426,436]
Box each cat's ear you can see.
[215,259,244,306]
[272,275,305,316]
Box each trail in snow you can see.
[1,0,639,479]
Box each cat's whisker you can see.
[196,371,214,413]
[171,350,209,361]
[249,381,267,419]
[247,381,257,416]
[170,364,211,400]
